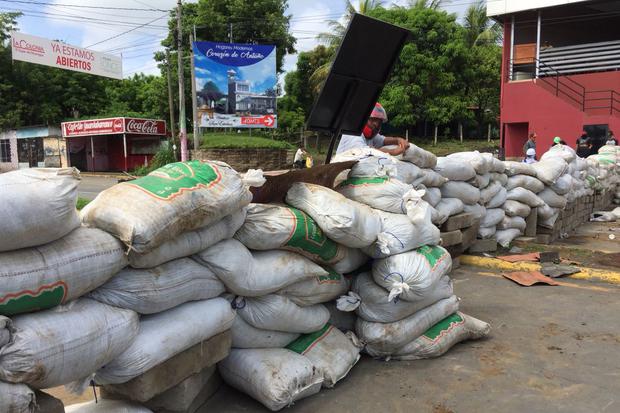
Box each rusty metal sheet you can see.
[497,253,540,263]
[502,271,560,286]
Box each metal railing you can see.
[584,89,620,116]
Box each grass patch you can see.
[76,197,91,210]
[201,132,293,150]
[415,139,500,156]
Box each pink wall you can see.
[566,71,620,92]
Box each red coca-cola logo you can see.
[113,118,124,132]
[126,119,160,134]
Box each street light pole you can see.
[177,0,188,161]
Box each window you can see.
[130,138,162,155]
[0,139,11,163]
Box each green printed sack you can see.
[392,312,491,360]
[81,160,252,253]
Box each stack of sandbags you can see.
[588,145,619,196]
[0,168,138,412]
[433,156,474,225]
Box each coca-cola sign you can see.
[126,118,165,135]
[62,117,166,137]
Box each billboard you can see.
[11,31,123,80]
[61,118,166,138]
[193,41,277,128]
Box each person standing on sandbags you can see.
[336,102,409,156]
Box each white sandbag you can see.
[287,325,362,388]
[332,147,392,163]
[440,181,481,205]
[496,228,522,247]
[421,186,441,207]
[540,144,576,163]
[66,400,152,413]
[498,216,526,231]
[435,198,464,223]
[218,348,323,411]
[479,181,502,204]
[539,212,560,229]
[549,173,572,195]
[486,187,507,209]
[463,203,487,220]
[470,173,491,189]
[286,183,381,248]
[506,174,544,193]
[95,298,234,385]
[276,269,350,307]
[490,172,508,186]
[429,204,448,226]
[506,187,545,207]
[538,188,568,209]
[590,210,619,222]
[478,225,497,239]
[537,203,559,220]
[0,318,10,348]
[81,160,252,253]
[128,209,246,268]
[235,204,346,264]
[503,161,536,177]
[503,200,531,218]
[398,144,437,168]
[356,295,459,357]
[348,156,398,178]
[0,299,138,388]
[324,301,356,332]
[363,210,440,258]
[391,312,491,360]
[346,272,453,323]
[0,381,35,413]
[88,258,225,314]
[230,315,299,349]
[0,227,127,316]
[332,248,369,274]
[194,239,327,297]
[447,151,491,174]
[418,169,448,187]
[480,208,505,228]
[434,157,476,181]
[393,160,423,184]
[230,294,329,334]
[372,245,452,302]
[532,157,568,185]
[489,156,506,173]
[0,168,80,252]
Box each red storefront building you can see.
[489,0,620,159]
[61,117,167,172]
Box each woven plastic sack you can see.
[276,269,350,307]
[503,161,536,177]
[229,294,329,334]
[480,208,505,228]
[0,168,80,252]
[463,203,487,220]
[447,151,491,174]
[496,228,522,247]
[540,144,576,163]
[89,258,225,314]
[393,160,423,184]
[498,216,526,231]
[398,144,437,168]
[549,173,572,195]
[470,173,491,189]
[478,225,497,239]
[538,188,568,209]
[537,204,559,220]
[343,272,453,323]
[434,157,476,181]
[336,176,422,215]
[0,381,35,413]
[332,147,391,163]
[128,208,246,268]
[421,186,441,207]
[489,156,506,173]
[486,187,507,209]
[230,315,299,349]
[286,324,362,388]
[363,210,440,258]
[532,157,568,185]
[0,227,127,316]
[440,181,481,205]
[418,169,448,187]
[539,212,560,229]
[65,400,153,413]
[286,183,381,248]
[506,174,545,193]
[503,200,531,218]
[372,245,452,302]
[391,312,490,360]
[479,181,502,204]
[506,187,545,207]
[95,298,234,385]
[348,156,398,179]
[435,198,465,223]
[0,299,138,388]
[356,295,459,357]
[332,248,369,274]
[218,348,323,411]
[194,239,327,297]
[490,172,508,186]
[81,160,253,253]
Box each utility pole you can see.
[165,49,176,146]
[190,32,199,150]
[177,0,188,161]
[229,22,233,43]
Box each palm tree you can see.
[463,0,502,46]
[408,0,450,10]
[310,0,385,94]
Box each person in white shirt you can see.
[336,102,409,156]
[293,148,305,168]
[523,148,537,164]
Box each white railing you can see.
[539,40,620,75]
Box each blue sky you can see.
[1,0,472,81]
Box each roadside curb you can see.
[79,173,126,179]
[460,255,620,285]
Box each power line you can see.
[0,0,165,11]
[85,13,169,48]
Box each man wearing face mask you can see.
[335,102,410,156]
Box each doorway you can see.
[504,122,530,159]
[17,138,44,167]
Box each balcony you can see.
[539,40,620,75]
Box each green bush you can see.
[132,147,177,176]
[76,197,91,210]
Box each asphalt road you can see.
[78,175,118,200]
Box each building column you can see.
[123,133,128,172]
[90,136,95,172]
[509,16,515,80]
[536,11,541,78]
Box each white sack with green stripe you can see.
[275,269,350,307]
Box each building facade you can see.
[0,126,66,173]
[489,0,620,158]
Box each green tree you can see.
[283,45,331,117]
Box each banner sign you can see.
[11,31,123,80]
[193,41,277,128]
[61,118,166,137]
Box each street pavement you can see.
[78,175,118,200]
